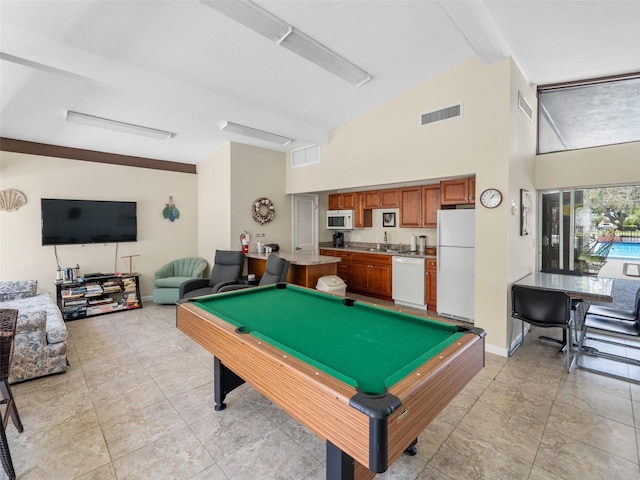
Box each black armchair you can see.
[217,255,289,293]
[179,250,245,300]
[509,284,577,371]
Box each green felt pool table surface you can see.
[192,283,465,395]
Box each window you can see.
[538,73,640,154]
[291,145,320,168]
[540,185,640,276]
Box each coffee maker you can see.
[332,231,344,248]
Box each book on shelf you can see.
[61,293,84,300]
[86,303,118,315]
[63,298,88,306]
[87,298,114,306]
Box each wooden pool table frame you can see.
[176,291,485,480]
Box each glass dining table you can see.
[513,272,614,303]
[509,271,615,359]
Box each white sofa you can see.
[0,280,67,383]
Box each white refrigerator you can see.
[437,209,475,323]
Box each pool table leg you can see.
[326,441,354,480]
[213,357,245,411]
[404,438,418,456]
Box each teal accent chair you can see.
[153,257,208,304]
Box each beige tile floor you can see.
[3,299,640,480]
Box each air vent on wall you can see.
[518,92,533,121]
[420,103,462,126]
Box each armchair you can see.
[217,255,289,293]
[179,250,245,300]
[152,257,208,304]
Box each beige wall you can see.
[535,141,640,190]
[0,152,198,297]
[197,143,232,261]
[230,143,290,252]
[196,142,289,264]
[504,60,539,350]
[286,57,508,194]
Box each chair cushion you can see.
[16,310,46,334]
[0,280,37,302]
[181,287,215,300]
[585,314,640,336]
[155,277,196,288]
[588,305,635,321]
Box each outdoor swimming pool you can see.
[607,242,640,260]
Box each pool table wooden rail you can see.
[176,299,484,479]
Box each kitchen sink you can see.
[365,248,409,254]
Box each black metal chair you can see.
[575,286,640,382]
[217,255,289,293]
[509,285,577,372]
[179,250,245,300]
[0,309,24,480]
[586,286,640,322]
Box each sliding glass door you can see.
[540,185,640,276]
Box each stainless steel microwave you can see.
[326,210,356,230]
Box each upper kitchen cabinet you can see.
[440,177,475,205]
[329,193,356,210]
[422,185,441,227]
[399,185,440,228]
[354,192,372,228]
[364,189,399,208]
[399,187,421,227]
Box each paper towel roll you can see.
[410,234,416,252]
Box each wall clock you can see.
[479,188,502,208]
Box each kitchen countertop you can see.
[246,251,341,266]
[320,246,437,259]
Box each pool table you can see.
[176,283,485,480]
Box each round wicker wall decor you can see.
[253,197,275,224]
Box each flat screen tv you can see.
[41,198,137,246]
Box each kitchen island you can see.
[246,251,340,288]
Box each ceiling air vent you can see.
[518,92,533,122]
[420,103,462,126]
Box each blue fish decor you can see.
[163,196,180,222]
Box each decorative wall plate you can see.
[0,189,27,212]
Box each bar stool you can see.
[0,309,24,480]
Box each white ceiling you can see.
[1,0,639,165]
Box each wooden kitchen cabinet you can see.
[425,258,437,311]
[399,185,440,228]
[399,187,421,227]
[422,184,441,227]
[351,252,392,299]
[329,193,356,210]
[354,192,372,228]
[440,178,475,205]
[319,249,353,287]
[364,189,399,208]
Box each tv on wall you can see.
[41,198,137,246]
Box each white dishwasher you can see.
[392,256,427,310]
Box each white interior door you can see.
[293,194,317,253]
